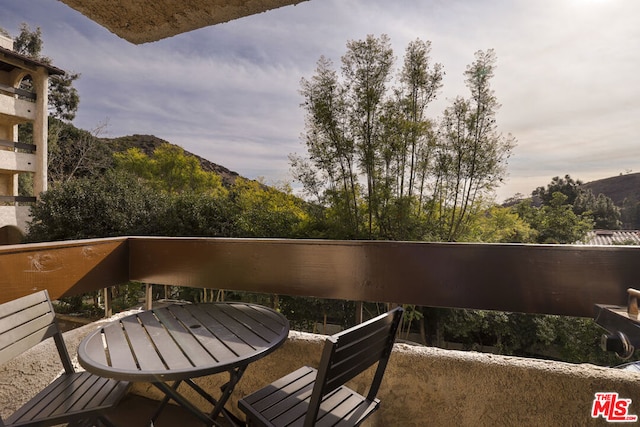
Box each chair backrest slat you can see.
[305,306,403,427]
[323,323,394,394]
[0,291,51,321]
[0,301,52,336]
[0,291,71,370]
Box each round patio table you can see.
[78,301,289,426]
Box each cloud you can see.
[1,0,639,202]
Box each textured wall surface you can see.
[2,322,640,426]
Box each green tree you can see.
[154,192,236,237]
[516,192,593,244]
[431,50,515,241]
[573,189,621,230]
[230,178,310,238]
[47,119,112,183]
[114,143,227,197]
[25,171,165,242]
[341,34,395,237]
[13,23,43,58]
[464,205,535,243]
[620,197,640,229]
[295,35,515,242]
[533,174,582,206]
[375,39,443,239]
[532,175,620,230]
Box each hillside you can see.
[97,133,640,209]
[102,134,241,187]
[581,173,640,206]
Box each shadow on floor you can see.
[107,394,238,427]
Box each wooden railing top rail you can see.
[0,139,36,152]
[0,236,635,317]
[0,196,37,204]
[0,82,36,101]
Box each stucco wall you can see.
[0,205,32,234]
[145,332,640,426]
[2,315,640,426]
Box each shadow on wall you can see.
[0,225,24,245]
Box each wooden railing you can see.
[0,237,634,318]
[0,196,37,204]
[0,138,36,152]
[0,82,36,101]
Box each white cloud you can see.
[1,0,639,202]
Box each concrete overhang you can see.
[58,0,308,44]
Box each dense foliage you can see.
[292,35,515,241]
[512,174,620,244]
[27,144,310,241]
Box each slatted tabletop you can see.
[78,302,289,383]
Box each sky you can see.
[1,0,639,202]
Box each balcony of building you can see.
[1,237,639,426]
[0,83,36,122]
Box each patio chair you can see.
[0,290,129,427]
[239,306,404,427]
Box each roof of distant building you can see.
[0,46,65,76]
[579,230,640,246]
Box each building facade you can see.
[0,34,63,243]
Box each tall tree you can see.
[295,55,361,237]
[432,50,515,241]
[341,34,394,236]
[377,39,443,238]
[294,35,454,240]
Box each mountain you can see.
[97,133,640,208]
[581,173,640,206]
[102,134,241,187]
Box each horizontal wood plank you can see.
[0,138,36,151]
[187,305,256,357]
[0,291,48,319]
[0,323,57,365]
[0,301,51,335]
[0,82,36,100]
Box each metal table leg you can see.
[152,381,217,426]
[149,365,248,427]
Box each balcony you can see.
[0,83,37,123]
[1,237,640,425]
[0,149,36,173]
